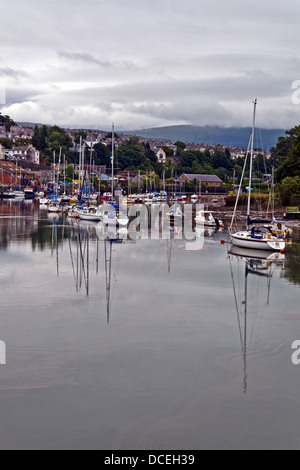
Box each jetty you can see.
[284,207,300,220]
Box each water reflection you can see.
[228,246,285,393]
[281,242,300,286]
[2,200,300,449]
[0,200,300,291]
[0,200,39,249]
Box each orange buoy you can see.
[281,249,285,254]
[221,239,225,245]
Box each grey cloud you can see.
[58,50,137,70]
[0,67,28,80]
[1,0,300,129]
[58,51,111,67]
[5,87,44,106]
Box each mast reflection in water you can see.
[1,200,300,450]
[228,246,285,394]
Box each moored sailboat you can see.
[230,100,285,252]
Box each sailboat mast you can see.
[272,166,275,218]
[247,99,257,228]
[53,151,56,192]
[111,124,114,202]
[57,147,62,197]
[79,136,82,195]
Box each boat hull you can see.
[229,245,285,261]
[78,212,102,222]
[231,233,285,251]
[195,219,217,227]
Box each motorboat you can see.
[3,190,15,199]
[195,209,223,227]
[24,188,35,199]
[77,206,102,222]
[13,189,25,199]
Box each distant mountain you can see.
[126,125,286,149]
[17,121,47,127]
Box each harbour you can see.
[2,0,300,451]
[0,199,299,450]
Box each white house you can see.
[7,145,40,165]
[153,148,167,164]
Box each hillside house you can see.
[178,174,223,187]
[154,148,167,164]
[6,145,40,165]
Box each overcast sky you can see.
[0,0,300,130]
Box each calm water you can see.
[0,199,300,450]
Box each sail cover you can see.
[247,216,272,226]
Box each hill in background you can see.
[15,122,286,149]
[126,125,285,149]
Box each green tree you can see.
[216,167,228,181]
[93,143,110,165]
[0,138,14,149]
[74,131,87,144]
[32,125,49,151]
[233,164,243,181]
[0,114,17,132]
[175,141,186,156]
[162,146,174,157]
[105,131,120,139]
[273,126,300,180]
[48,127,73,152]
[279,176,300,205]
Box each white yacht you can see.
[230,100,285,252]
[77,206,102,222]
[48,200,63,213]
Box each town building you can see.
[6,145,40,165]
[153,148,167,164]
[178,174,223,187]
